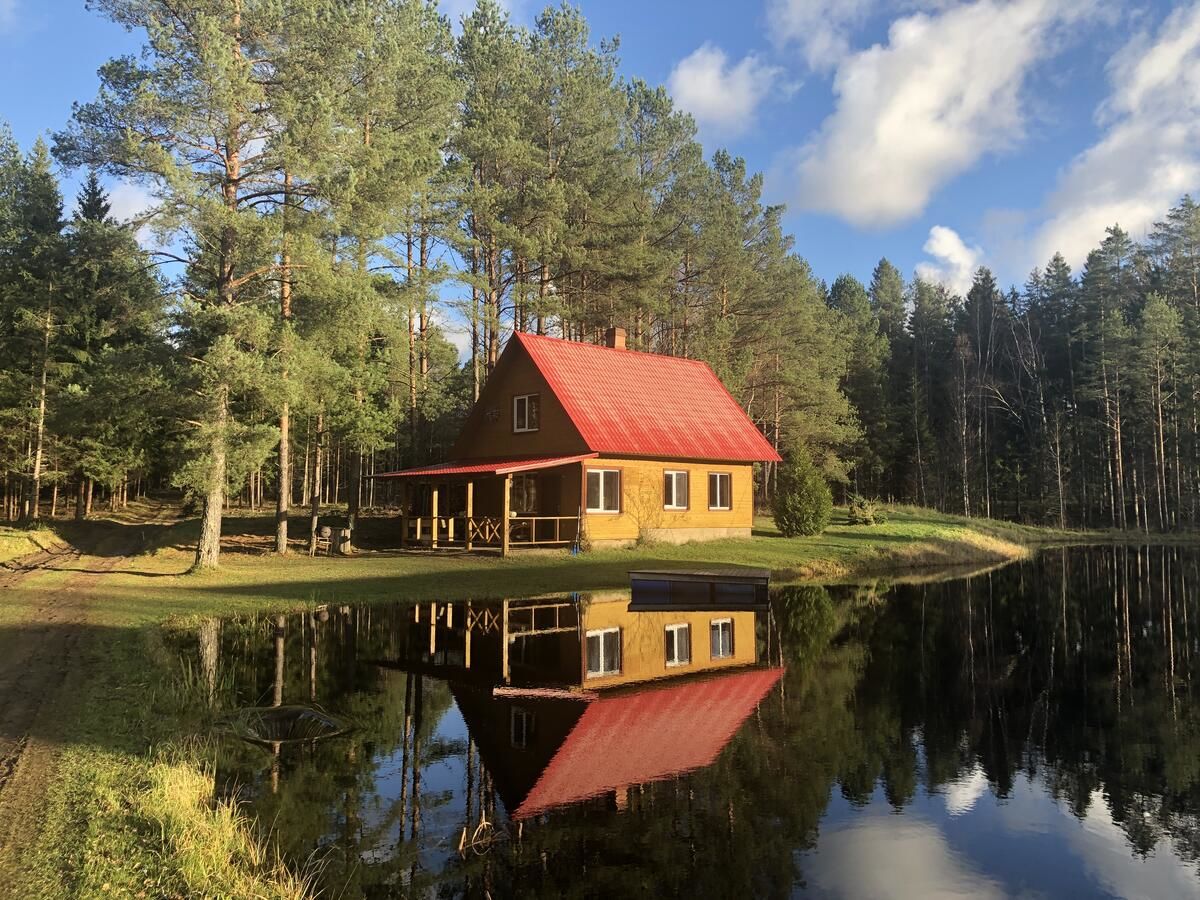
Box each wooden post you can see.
[400,481,409,549]
[502,474,512,557]
[464,601,472,669]
[429,602,437,655]
[431,484,439,549]
[501,598,510,684]
[465,480,474,551]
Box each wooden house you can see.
[377,327,781,553]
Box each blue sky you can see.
[1,0,1195,296]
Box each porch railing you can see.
[402,515,580,550]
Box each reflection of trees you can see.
[168,548,1200,896]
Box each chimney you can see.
[605,326,626,350]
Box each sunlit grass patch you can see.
[0,524,61,564]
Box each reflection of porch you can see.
[375,454,595,556]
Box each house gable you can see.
[451,338,589,460]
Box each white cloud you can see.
[766,0,876,71]
[668,44,780,138]
[106,180,157,247]
[781,0,1093,228]
[1030,4,1200,267]
[940,762,989,816]
[916,225,983,295]
[0,0,16,32]
[805,815,1006,899]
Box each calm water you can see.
[174,547,1200,898]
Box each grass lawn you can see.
[0,523,62,565]
[0,502,1177,897]
[74,503,1101,628]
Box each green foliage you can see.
[773,450,833,537]
[847,494,887,526]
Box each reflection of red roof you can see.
[514,667,783,819]
[514,332,781,463]
[372,453,596,479]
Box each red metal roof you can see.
[372,453,597,479]
[513,666,783,819]
[514,332,781,463]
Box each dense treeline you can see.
[1,0,1199,567]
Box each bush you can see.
[773,451,833,537]
[847,494,887,526]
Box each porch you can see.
[374,454,596,556]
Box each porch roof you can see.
[372,452,597,479]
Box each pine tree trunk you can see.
[275,171,293,554]
[308,412,324,555]
[25,297,52,523]
[192,390,228,571]
[75,473,86,521]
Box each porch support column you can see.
[501,473,512,557]
[464,601,472,669]
[465,480,474,551]
[430,483,439,549]
[399,480,409,549]
[501,598,510,684]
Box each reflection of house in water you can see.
[374,588,782,818]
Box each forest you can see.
[3,0,1200,571]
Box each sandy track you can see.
[0,504,176,878]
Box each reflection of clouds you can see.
[942,764,988,817]
[981,775,1200,897]
[1069,789,1200,900]
[806,815,1005,899]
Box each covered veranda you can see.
[374,453,595,556]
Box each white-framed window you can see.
[586,469,621,513]
[710,618,734,659]
[586,627,621,677]
[664,623,691,666]
[513,393,540,432]
[663,470,689,510]
[510,706,535,748]
[708,472,732,510]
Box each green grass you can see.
[1,502,1186,897]
[0,523,61,564]
[73,504,1083,629]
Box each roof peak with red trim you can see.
[511,331,781,463]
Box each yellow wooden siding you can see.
[580,598,756,689]
[582,457,754,542]
[451,347,588,460]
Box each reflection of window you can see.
[711,619,734,659]
[513,393,540,432]
[586,627,621,677]
[586,469,620,513]
[511,707,535,748]
[511,473,538,514]
[663,470,689,510]
[708,472,732,510]
[665,623,691,666]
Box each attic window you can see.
[513,393,540,432]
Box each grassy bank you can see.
[0,524,62,565]
[73,504,1087,629]
[0,503,1163,897]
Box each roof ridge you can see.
[513,330,713,367]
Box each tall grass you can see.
[140,760,313,900]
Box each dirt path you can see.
[0,503,177,876]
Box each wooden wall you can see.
[580,598,756,688]
[582,457,754,543]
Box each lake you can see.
[172,546,1200,898]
